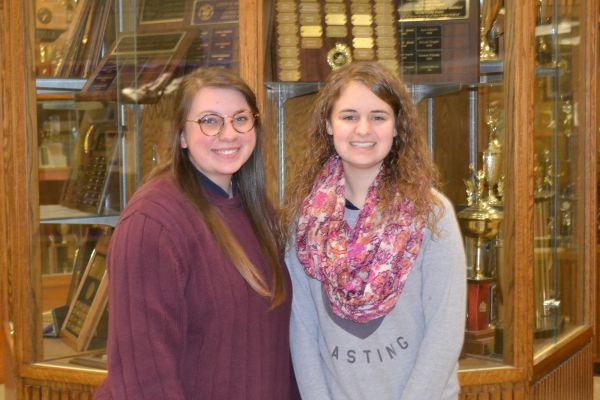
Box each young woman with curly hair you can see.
[282,62,466,400]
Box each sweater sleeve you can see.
[102,212,187,400]
[286,244,333,400]
[399,199,467,400]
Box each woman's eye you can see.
[200,115,221,126]
[234,114,249,123]
[371,114,388,122]
[340,114,357,121]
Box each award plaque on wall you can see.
[273,0,384,82]
[60,230,111,352]
[396,0,479,84]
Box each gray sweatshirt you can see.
[286,193,466,400]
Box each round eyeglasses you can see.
[186,110,258,137]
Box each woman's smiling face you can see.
[180,86,256,191]
[328,81,396,178]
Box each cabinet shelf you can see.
[40,204,118,226]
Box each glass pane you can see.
[34,0,242,365]
[266,0,512,371]
[532,0,586,356]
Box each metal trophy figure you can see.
[480,0,503,60]
[458,165,503,354]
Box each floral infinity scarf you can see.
[295,156,426,323]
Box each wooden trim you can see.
[580,0,598,362]
[20,364,105,387]
[458,366,526,387]
[532,327,593,381]
[502,0,536,375]
[2,0,41,368]
[239,0,264,106]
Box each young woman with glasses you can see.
[94,68,294,399]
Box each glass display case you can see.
[0,0,595,399]
[0,0,262,397]
[265,0,596,398]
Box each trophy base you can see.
[464,328,495,356]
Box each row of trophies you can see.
[457,105,568,357]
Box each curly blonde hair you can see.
[280,61,442,245]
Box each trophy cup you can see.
[480,0,503,61]
[458,167,503,355]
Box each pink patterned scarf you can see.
[295,156,426,323]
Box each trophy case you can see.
[0,0,263,398]
[265,0,596,398]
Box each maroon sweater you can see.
[94,176,293,399]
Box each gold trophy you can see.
[480,0,503,61]
[458,166,503,355]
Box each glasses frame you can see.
[185,111,259,137]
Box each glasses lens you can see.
[198,114,224,136]
[231,111,256,133]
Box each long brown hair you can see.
[281,61,442,245]
[150,68,285,307]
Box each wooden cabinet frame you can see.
[0,0,596,399]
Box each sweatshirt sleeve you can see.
[400,198,467,400]
[102,212,187,400]
[286,243,333,400]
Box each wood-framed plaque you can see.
[271,0,479,85]
[60,230,111,352]
[78,29,197,103]
[396,0,479,84]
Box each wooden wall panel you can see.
[531,342,593,400]
[459,382,527,400]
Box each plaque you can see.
[61,230,111,352]
[191,1,239,25]
[60,121,121,214]
[273,0,381,82]
[79,30,197,103]
[140,0,186,25]
[397,0,479,84]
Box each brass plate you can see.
[376,25,395,37]
[278,23,298,35]
[279,69,301,81]
[351,4,371,14]
[353,37,374,49]
[277,12,296,24]
[299,2,320,13]
[353,48,375,60]
[276,2,295,13]
[325,14,347,25]
[325,3,345,13]
[301,37,324,48]
[326,25,348,37]
[279,46,300,58]
[300,13,321,24]
[377,47,397,58]
[352,26,373,37]
[300,25,323,37]
[280,57,300,69]
[351,14,373,26]
[278,34,299,47]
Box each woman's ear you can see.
[179,132,188,149]
[326,122,333,136]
